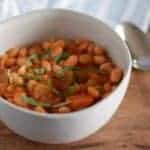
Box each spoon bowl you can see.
[116,22,150,70]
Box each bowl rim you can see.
[0,8,132,119]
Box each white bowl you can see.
[0,9,132,144]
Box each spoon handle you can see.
[116,22,150,70]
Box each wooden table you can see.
[0,70,150,150]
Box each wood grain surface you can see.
[0,70,150,150]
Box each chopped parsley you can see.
[53,51,70,63]
[28,53,39,61]
[33,67,46,75]
[22,73,42,81]
[22,95,50,107]
[40,48,51,59]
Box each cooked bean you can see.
[89,73,100,83]
[110,68,122,83]
[33,83,52,101]
[27,80,37,93]
[5,85,15,100]
[34,106,46,113]
[100,62,113,73]
[42,41,51,49]
[18,65,26,75]
[78,42,88,52]
[10,73,24,85]
[16,57,26,66]
[0,83,7,96]
[13,92,27,107]
[87,86,100,98]
[7,85,14,93]
[94,46,105,55]
[58,106,71,113]
[51,46,63,57]
[76,84,87,93]
[41,60,51,71]
[5,57,16,67]
[79,54,92,65]
[68,94,94,110]
[19,48,27,57]
[64,55,78,66]
[6,48,19,57]
[0,69,9,84]
[0,38,123,114]
[104,82,112,92]
[54,40,65,49]
[93,55,107,65]
[87,79,97,86]
[87,43,94,54]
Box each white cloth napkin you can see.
[0,0,149,31]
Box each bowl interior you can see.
[0,9,130,74]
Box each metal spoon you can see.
[116,22,150,70]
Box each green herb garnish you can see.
[40,48,51,59]
[28,53,39,61]
[22,95,70,108]
[53,51,70,63]
[64,84,78,96]
[62,66,80,72]
[22,73,42,81]
[22,95,50,107]
[33,67,46,75]
[54,67,65,77]
[54,66,80,78]
[28,49,51,62]
[52,101,70,108]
